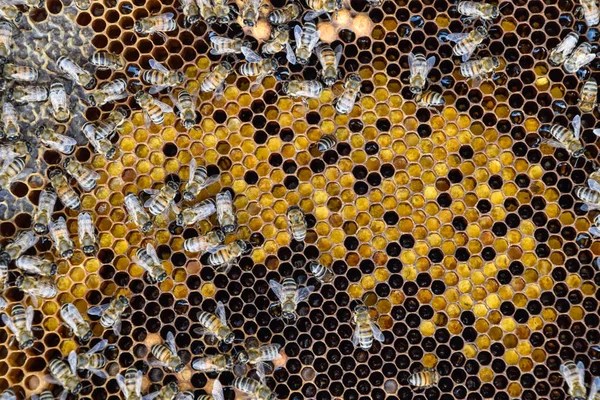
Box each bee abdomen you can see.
[316,134,337,152]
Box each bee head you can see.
[222,61,233,71]
[156,272,168,282]
[183,119,194,130]
[574,148,585,157]
[81,330,93,342]
[281,81,290,94]
[490,6,500,18]
[242,40,252,49]
[269,58,279,70]
[35,0,44,7]
[83,245,97,255]
[83,76,96,90]
[15,275,24,287]
[134,90,145,101]
[243,18,255,27]
[176,212,185,226]
[177,72,184,83]
[49,263,58,276]
[275,24,288,32]
[62,249,74,259]
[19,339,34,349]
[205,15,218,24]
[118,295,129,305]
[166,181,179,191]
[72,383,83,394]
[14,12,23,23]
[223,332,236,344]
[213,228,225,242]
[34,223,49,235]
[348,73,362,83]
[235,351,249,364]
[236,240,249,252]
[34,125,45,138]
[116,107,129,118]
[323,76,336,87]
[133,21,143,33]
[62,157,73,169]
[107,146,120,159]
[218,15,231,24]
[174,362,185,373]
[476,25,488,36]
[187,15,201,25]
[409,86,422,95]
[491,56,501,68]
[168,382,179,391]
[335,0,343,8]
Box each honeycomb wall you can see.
[1,0,600,399]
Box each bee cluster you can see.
[3,0,600,399]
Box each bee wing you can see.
[295,285,314,303]
[589,376,600,400]
[154,99,174,113]
[149,359,170,368]
[461,49,476,62]
[309,33,320,51]
[242,47,263,63]
[256,362,267,384]
[133,256,152,273]
[250,72,268,91]
[334,45,343,68]
[216,190,232,222]
[207,244,227,254]
[576,361,585,385]
[539,138,568,150]
[88,303,110,316]
[68,350,78,374]
[589,226,600,237]
[593,128,600,137]
[135,369,143,395]
[286,43,297,64]
[408,52,416,70]
[26,305,34,331]
[212,379,224,400]
[572,114,581,139]
[142,391,161,400]
[268,279,285,302]
[369,321,385,342]
[149,58,170,74]
[425,56,436,76]
[30,296,39,308]
[445,32,470,43]
[258,344,282,361]
[78,212,94,244]
[88,368,108,379]
[113,318,122,336]
[216,301,228,325]
[149,85,169,95]
[293,25,303,45]
[589,178,600,192]
[161,12,175,20]
[199,174,220,189]
[351,324,360,346]
[165,331,178,354]
[1,313,18,335]
[209,35,236,46]
[303,10,325,20]
[581,203,600,211]
[87,339,108,354]
[146,243,161,265]
[214,82,225,100]
[188,158,197,185]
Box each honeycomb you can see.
[1,0,600,399]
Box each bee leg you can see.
[156,31,168,42]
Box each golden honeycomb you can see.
[1,0,600,399]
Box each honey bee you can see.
[134,243,168,283]
[408,368,441,388]
[269,277,314,321]
[0,296,5,311]
[560,361,586,400]
[308,261,334,283]
[200,62,232,97]
[304,0,343,20]
[2,102,19,141]
[1,304,35,349]
[183,159,219,201]
[134,13,177,40]
[49,169,80,210]
[334,73,362,114]
[116,368,143,400]
[135,90,174,126]
[195,301,236,344]
[541,115,586,157]
[576,186,600,211]
[77,212,98,255]
[578,0,600,26]
[88,78,129,106]
[30,389,54,400]
[145,382,179,400]
[239,48,279,91]
[88,295,129,335]
[82,122,119,159]
[180,0,201,25]
[90,51,126,71]
[36,125,77,155]
[460,56,500,86]
[177,199,217,226]
[207,240,248,272]
[216,190,237,233]
[142,59,184,94]
[0,4,22,22]
[589,214,600,237]
[2,63,38,82]
[64,158,100,191]
[235,343,282,369]
[57,56,96,89]
[72,339,108,378]
[564,42,597,74]
[315,133,337,152]
[240,0,262,27]
[16,275,57,307]
[197,0,217,24]
[0,21,13,63]
[183,229,224,253]
[294,22,319,65]
[214,0,232,22]
[144,181,180,216]
[196,380,224,400]
[124,193,153,233]
[94,108,128,140]
[60,302,92,342]
[49,217,75,258]
[0,156,26,190]
[169,89,197,130]
[232,377,276,400]
[0,140,30,160]
[457,1,500,23]
[48,352,82,395]
[282,80,324,100]
[268,2,301,24]
[408,53,435,94]
[0,230,38,263]
[549,32,579,67]
[416,90,445,109]
[286,206,307,241]
[262,25,295,63]
[445,26,488,62]
[15,255,58,277]
[192,354,233,372]
[9,85,48,103]
[150,331,185,372]
[352,304,385,349]
[0,259,7,291]
[315,43,342,87]
[579,79,598,113]
[49,80,71,123]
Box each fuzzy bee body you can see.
[147,382,179,400]
[240,0,262,26]
[1,304,34,349]
[216,190,237,233]
[446,26,487,62]
[575,186,600,210]
[57,56,96,89]
[1,102,19,141]
[316,134,337,152]
[134,13,177,38]
[305,0,343,20]
[184,159,219,201]
[287,206,307,241]
[171,89,196,130]
[207,240,247,271]
[10,85,48,103]
[88,78,128,106]
[144,181,179,216]
[78,212,98,255]
[232,377,276,400]
[49,169,80,210]
[549,32,579,66]
[117,368,143,400]
[183,229,224,253]
[579,79,598,113]
[135,243,168,283]
[90,51,126,70]
[416,91,445,108]
[36,126,77,155]
[178,199,218,226]
[262,25,293,58]
[60,303,92,342]
[0,6,21,24]
[0,21,13,62]
[316,43,342,86]
[580,0,600,26]
[213,0,232,22]
[197,0,217,23]
[151,331,185,372]
[142,59,184,94]
[269,277,314,320]
[308,261,334,283]
[124,194,153,233]
[564,42,597,73]
[0,141,30,160]
[236,343,282,366]
[49,353,82,394]
[180,0,201,24]
[200,62,232,94]
[268,2,300,24]
[294,22,319,65]
[49,217,75,259]
[82,122,119,159]
[64,158,100,192]
[335,73,361,114]
[195,301,235,343]
[95,108,127,140]
[282,80,323,99]
[2,63,38,82]
[135,90,173,126]
[542,115,586,157]
[1,230,37,262]
[460,56,500,84]
[16,255,57,276]
[32,390,54,400]
[49,80,70,123]
[408,53,435,94]
[73,339,108,378]
[408,369,441,388]
[457,1,500,21]
[0,260,6,290]
[88,295,129,334]
[16,275,57,305]
[353,304,385,350]
[560,361,586,400]
[192,354,233,372]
